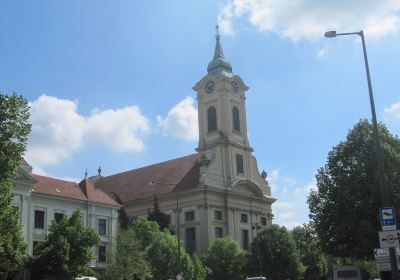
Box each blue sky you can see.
[1,0,400,228]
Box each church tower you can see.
[193,27,270,197]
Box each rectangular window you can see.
[54,212,64,223]
[242,229,249,250]
[261,217,267,226]
[240,213,248,223]
[185,227,196,254]
[185,210,195,222]
[236,154,244,174]
[34,209,45,229]
[98,218,107,236]
[215,227,223,239]
[214,210,222,221]
[98,245,107,263]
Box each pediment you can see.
[14,167,37,185]
[231,180,263,197]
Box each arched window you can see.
[232,106,240,132]
[207,106,217,132]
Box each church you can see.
[12,29,276,264]
[94,29,276,256]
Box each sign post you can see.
[374,248,400,271]
[379,230,400,249]
[381,207,397,231]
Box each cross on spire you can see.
[216,24,219,37]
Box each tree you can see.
[192,253,206,280]
[205,236,247,280]
[247,225,302,280]
[308,120,400,259]
[30,210,100,280]
[147,195,170,231]
[133,219,196,280]
[0,93,31,279]
[291,224,328,280]
[105,227,152,280]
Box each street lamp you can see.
[325,30,398,280]
[149,181,182,278]
[252,222,262,277]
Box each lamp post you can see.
[252,222,262,276]
[325,30,398,280]
[149,181,182,278]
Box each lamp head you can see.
[324,31,337,38]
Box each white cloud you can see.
[87,106,149,152]
[218,0,400,40]
[294,179,317,195]
[269,170,317,229]
[27,95,86,167]
[316,49,325,59]
[280,221,303,230]
[273,201,293,210]
[384,102,400,119]
[267,169,279,192]
[384,102,400,135]
[26,95,149,171]
[157,96,198,141]
[278,211,297,219]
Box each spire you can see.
[207,25,232,76]
[213,25,224,59]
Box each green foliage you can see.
[30,210,100,280]
[147,231,194,280]
[147,195,170,231]
[206,236,247,280]
[0,93,31,279]
[291,224,328,280]
[132,219,198,280]
[105,227,152,280]
[248,225,302,280]
[192,253,206,280]
[308,120,400,259]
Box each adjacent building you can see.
[12,160,120,271]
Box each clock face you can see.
[231,81,239,93]
[205,80,215,93]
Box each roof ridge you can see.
[32,174,78,185]
[101,153,198,179]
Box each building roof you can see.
[31,174,120,206]
[95,154,200,204]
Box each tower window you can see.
[242,229,249,250]
[34,209,45,229]
[214,210,223,221]
[98,218,107,236]
[185,227,196,254]
[207,106,217,132]
[236,154,244,174]
[98,245,107,263]
[185,210,195,222]
[54,212,64,223]
[232,106,240,132]
[215,227,223,238]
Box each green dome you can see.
[207,34,232,76]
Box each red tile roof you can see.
[79,179,120,206]
[95,154,200,203]
[31,174,120,206]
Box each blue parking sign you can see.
[380,207,397,230]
